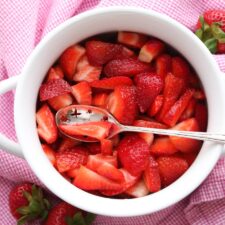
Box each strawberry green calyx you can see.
[66,212,96,225]
[16,185,50,225]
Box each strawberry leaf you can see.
[211,23,225,42]
[204,38,217,53]
[84,213,96,225]
[195,29,203,39]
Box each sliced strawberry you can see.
[113,46,135,59]
[36,104,58,144]
[39,79,71,101]
[85,142,102,155]
[67,168,80,178]
[134,72,164,113]
[59,45,85,80]
[147,95,164,117]
[58,137,80,153]
[218,42,225,53]
[110,135,120,147]
[59,121,112,140]
[106,85,138,125]
[47,66,64,80]
[150,137,178,155]
[162,88,195,127]
[73,56,102,82]
[172,56,190,80]
[42,144,56,166]
[118,31,148,48]
[48,93,73,111]
[92,93,108,108]
[117,134,150,176]
[86,154,124,182]
[143,156,161,193]
[86,153,117,167]
[90,76,133,90]
[86,40,123,66]
[156,54,172,79]
[179,98,196,121]
[125,179,149,197]
[179,151,199,166]
[100,139,113,155]
[71,81,92,105]
[138,39,165,63]
[104,58,152,77]
[193,89,205,100]
[74,166,123,191]
[170,118,201,153]
[188,73,201,88]
[157,73,185,121]
[195,103,208,131]
[56,146,89,173]
[157,156,189,186]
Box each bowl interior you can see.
[14,7,225,216]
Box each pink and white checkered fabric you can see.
[1,0,225,224]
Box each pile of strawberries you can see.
[36,31,207,198]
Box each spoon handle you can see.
[121,125,225,144]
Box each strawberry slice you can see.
[90,76,133,90]
[100,139,113,155]
[73,56,102,82]
[74,166,123,191]
[193,89,205,100]
[48,93,73,111]
[67,168,80,178]
[104,58,152,77]
[195,103,208,131]
[47,66,64,80]
[138,39,165,63]
[71,81,92,105]
[172,56,190,80]
[86,154,124,182]
[162,88,195,127]
[179,98,196,121]
[147,95,164,117]
[143,156,161,193]
[157,156,189,186]
[85,143,102,155]
[36,104,58,144]
[179,151,199,166]
[117,134,150,176]
[125,179,149,197]
[170,118,201,153]
[150,137,178,155]
[86,40,123,66]
[134,72,164,113]
[42,144,56,166]
[59,121,112,140]
[118,31,148,48]
[56,146,89,173]
[59,45,85,80]
[39,79,71,101]
[113,46,135,59]
[92,93,108,108]
[156,54,172,79]
[85,153,118,167]
[106,85,138,125]
[58,137,80,153]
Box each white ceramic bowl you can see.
[1,7,225,217]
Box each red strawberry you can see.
[85,142,102,155]
[67,167,80,178]
[117,134,150,176]
[86,40,123,66]
[139,39,165,63]
[118,31,148,48]
[106,85,138,125]
[150,137,178,155]
[9,183,50,224]
[59,45,85,80]
[85,153,118,167]
[180,151,199,166]
[113,46,135,59]
[48,93,73,111]
[59,121,112,140]
[100,138,113,155]
[90,76,133,90]
[44,201,95,225]
[74,166,123,190]
[73,55,102,82]
[156,54,172,79]
[47,66,64,80]
[195,103,208,131]
[39,79,71,101]
[157,156,189,186]
[36,104,58,144]
[218,42,225,53]
[71,81,92,105]
[56,146,89,173]
[125,179,149,197]
[170,118,201,153]
[179,98,196,121]
[42,144,56,166]
[134,72,164,113]
[162,88,195,127]
[104,58,152,77]
[172,57,190,80]
[58,137,80,153]
[193,89,205,100]
[147,94,164,117]
[143,156,161,193]
[92,92,108,108]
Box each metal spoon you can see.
[55,105,225,144]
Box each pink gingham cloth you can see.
[1,0,225,224]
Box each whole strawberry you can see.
[9,182,50,225]
[195,10,225,53]
[43,201,96,225]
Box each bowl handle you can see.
[0,76,24,158]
